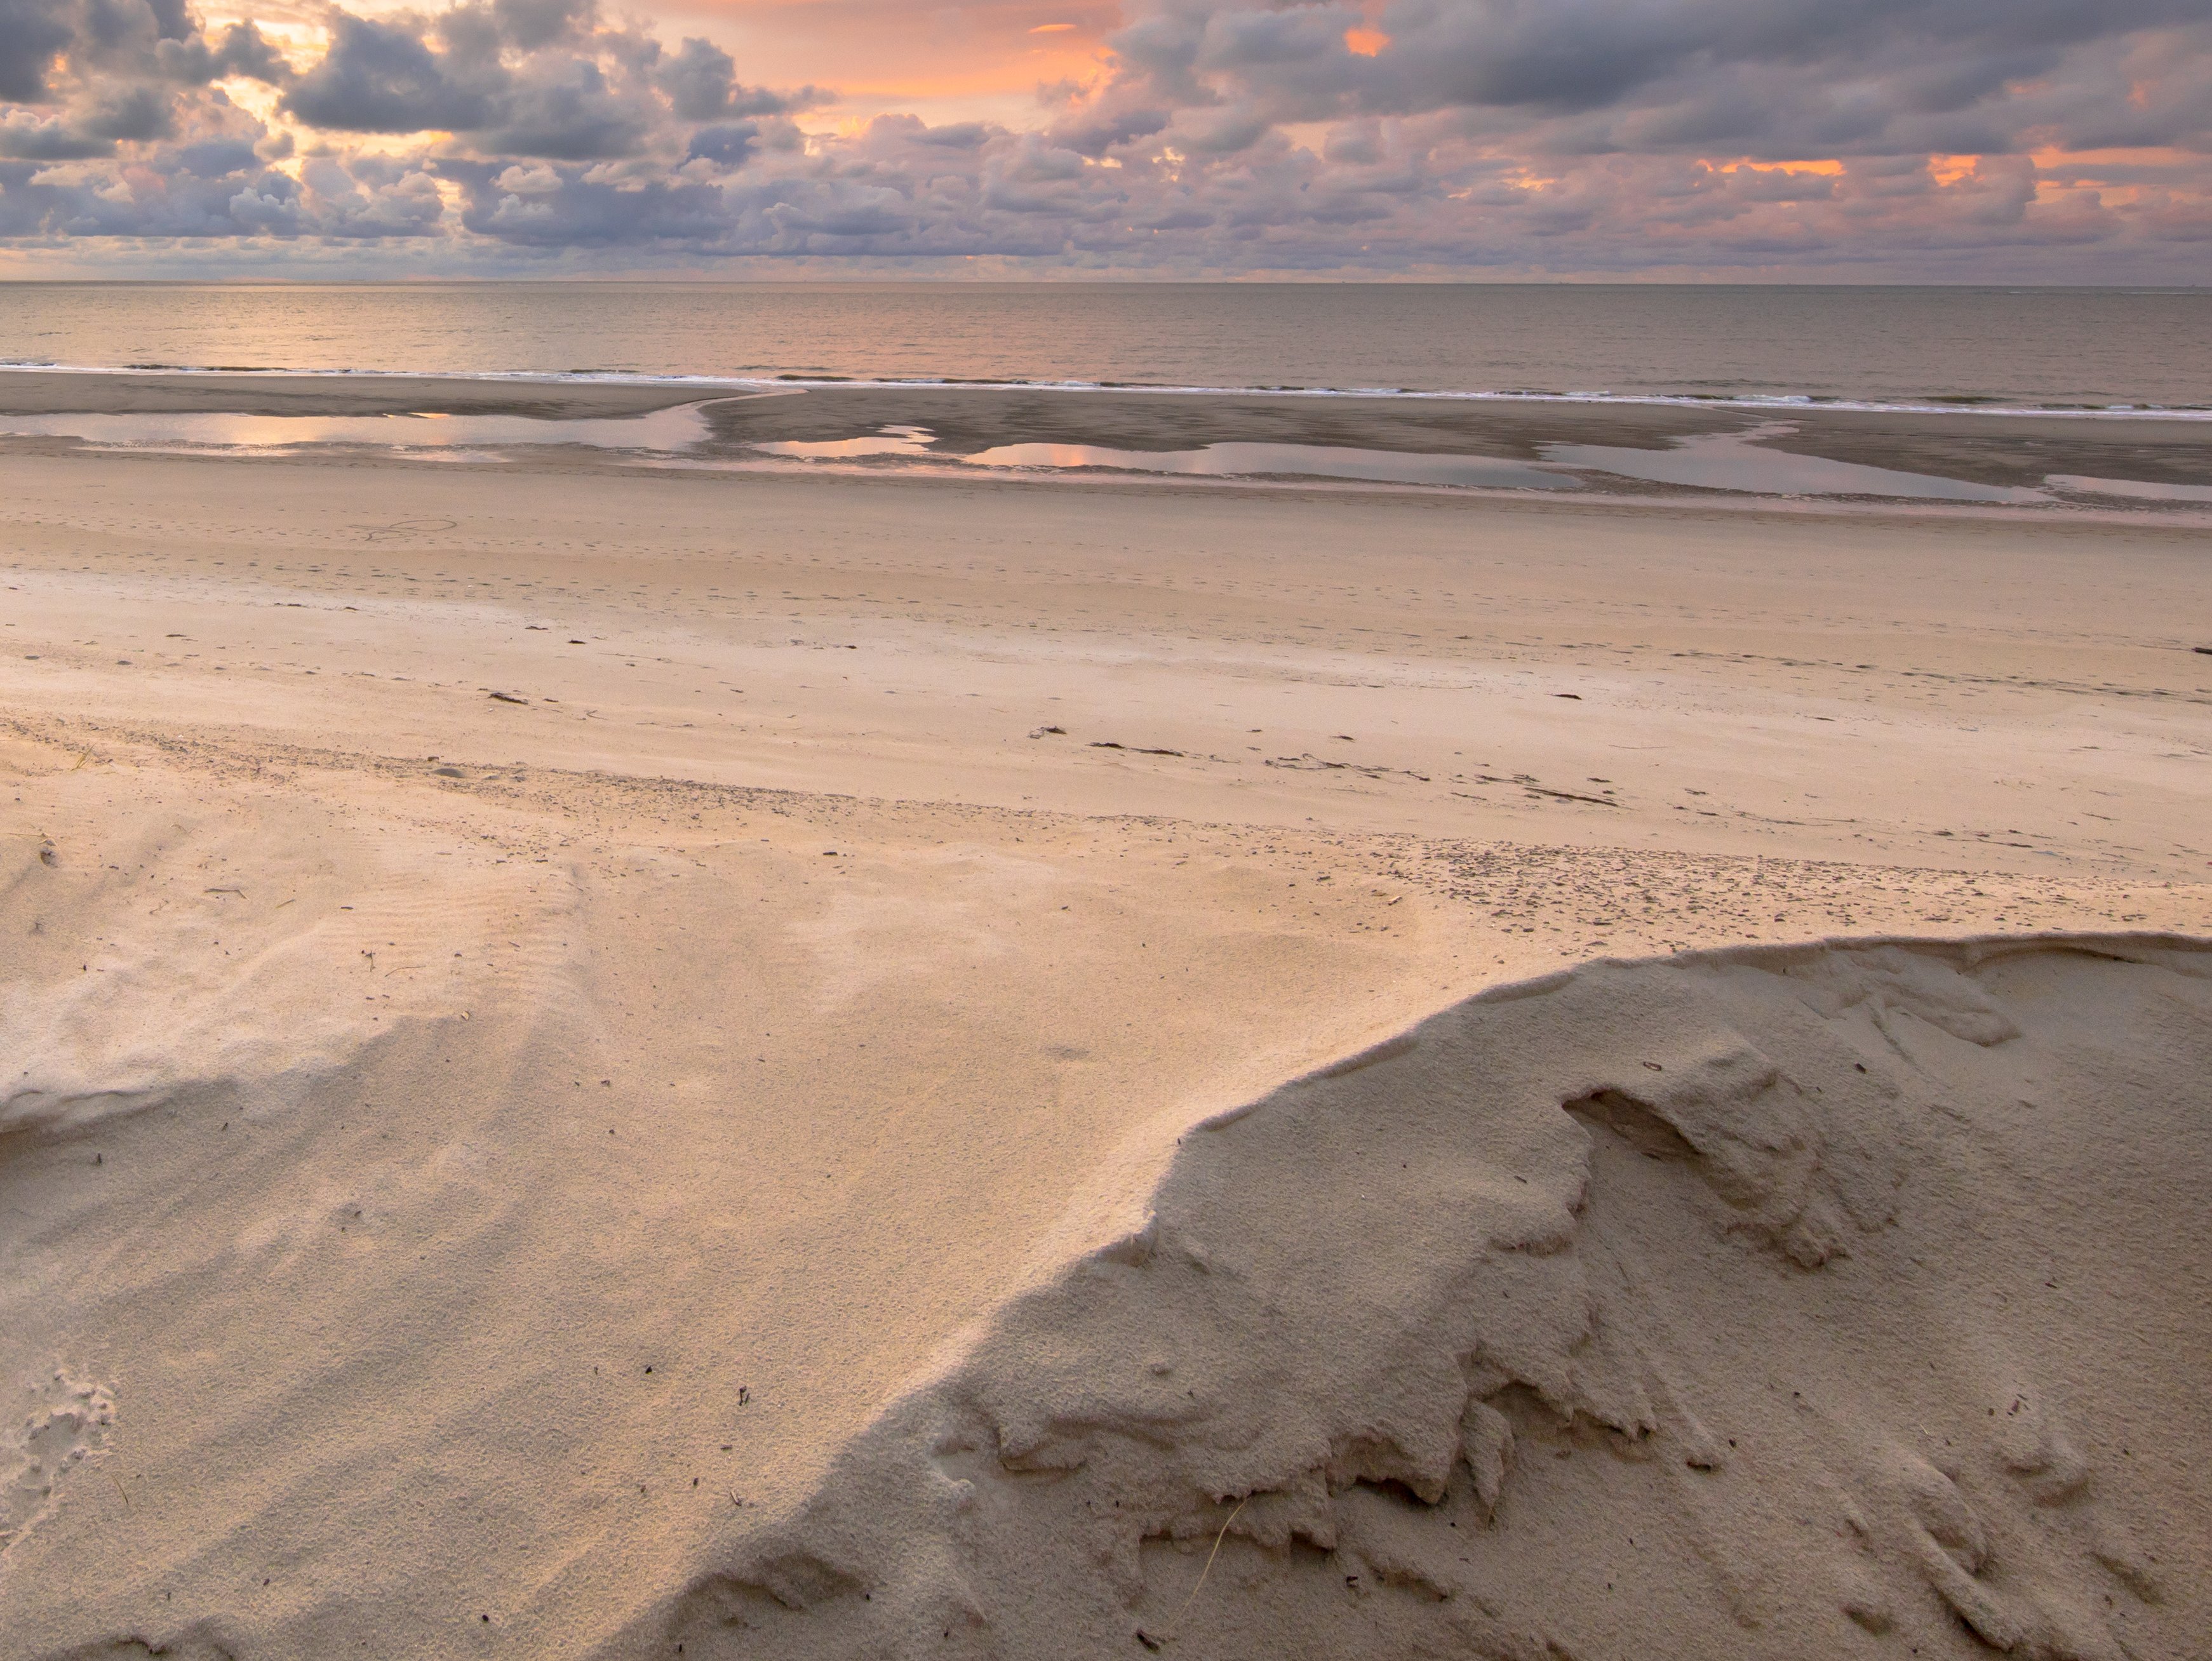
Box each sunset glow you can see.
[1,0,2205,277]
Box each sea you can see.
[1,283,2206,413]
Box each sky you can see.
[0,0,2206,277]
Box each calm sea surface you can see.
[1,283,2205,410]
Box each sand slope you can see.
[0,731,1469,1661]
[644,935,2212,1661]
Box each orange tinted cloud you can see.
[2029,144,2191,170]
[1712,157,1846,176]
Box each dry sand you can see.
[0,432,2208,1660]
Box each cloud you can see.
[0,1,80,103]
[0,112,114,161]
[651,36,814,123]
[683,121,756,168]
[1048,102,1170,157]
[652,35,734,121]
[472,60,649,159]
[280,13,497,133]
[154,21,293,87]
[493,0,596,53]
[1103,0,2212,161]
[0,0,2206,276]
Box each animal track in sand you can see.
[0,1372,114,1554]
[348,518,459,542]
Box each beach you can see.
[2,405,2208,1659]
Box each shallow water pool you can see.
[0,404,713,453]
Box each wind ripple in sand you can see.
[1,798,581,1140]
[645,934,2211,1661]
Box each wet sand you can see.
[4,368,2208,493]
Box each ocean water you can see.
[1,282,2206,411]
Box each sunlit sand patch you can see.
[2045,474,2212,503]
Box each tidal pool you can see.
[0,404,713,453]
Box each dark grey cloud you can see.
[79,78,171,140]
[280,13,496,133]
[269,7,826,161]
[154,22,293,88]
[651,36,818,123]
[1047,103,1169,157]
[473,62,647,159]
[0,0,76,103]
[652,36,733,121]
[492,0,595,53]
[684,121,756,168]
[0,114,113,160]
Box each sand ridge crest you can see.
[645,933,2211,1661]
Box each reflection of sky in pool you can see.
[747,424,935,459]
[959,440,1575,490]
[0,404,711,452]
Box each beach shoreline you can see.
[3,369,2209,506]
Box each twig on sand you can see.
[1139,1495,1249,1649]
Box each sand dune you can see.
[648,935,2212,1661]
